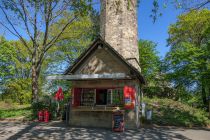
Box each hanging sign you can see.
[124,86,135,110]
[54,87,64,101]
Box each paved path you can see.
[0,121,209,140]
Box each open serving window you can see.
[72,88,124,107]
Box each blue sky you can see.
[138,0,181,58]
[0,0,182,58]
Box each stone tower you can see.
[100,0,140,71]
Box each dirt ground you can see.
[0,121,210,140]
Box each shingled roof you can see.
[64,37,145,84]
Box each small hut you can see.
[50,0,145,129]
[64,37,145,129]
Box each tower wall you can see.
[100,0,140,71]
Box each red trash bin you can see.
[38,111,44,122]
[44,110,50,122]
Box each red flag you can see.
[54,87,64,101]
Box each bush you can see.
[142,97,210,127]
[31,95,51,119]
[4,99,13,104]
[31,94,63,120]
[3,78,32,104]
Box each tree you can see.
[0,0,92,102]
[0,37,32,103]
[0,37,31,82]
[166,9,210,106]
[138,40,160,84]
[138,40,171,97]
[4,78,31,104]
[41,10,99,94]
[46,10,99,70]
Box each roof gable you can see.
[64,37,145,84]
[75,46,130,75]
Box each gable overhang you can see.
[46,73,132,80]
[64,37,146,84]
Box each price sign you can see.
[112,111,124,132]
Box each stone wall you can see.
[75,47,130,75]
[100,0,140,71]
[69,110,137,129]
[69,111,113,128]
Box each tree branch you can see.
[45,16,77,52]
[19,0,34,42]
[0,6,32,54]
[0,22,20,38]
[184,0,210,10]
[193,0,210,9]
[33,1,38,47]
[42,1,52,46]
[49,3,68,22]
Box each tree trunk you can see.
[31,42,39,103]
[32,65,39,103]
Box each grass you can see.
[142,97,210,127]
[0,101,32,119]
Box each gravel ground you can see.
[0,121,210,140]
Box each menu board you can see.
[112,111,124,132]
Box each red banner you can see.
[54,87,64,101]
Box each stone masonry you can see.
[100,0,140,71]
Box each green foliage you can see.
[138,40,160,84]
[166,9,210,106]
[168,9,210,46]
[31,95,52,119]
[0,37,15,79]
[138,40,174,97]
[41,10,99,95]
[0,38,31,104]
[50,4,97,68]
[46,10,99,69]
[3,78,31,104]
[143,97,210,127]
[0,101,31,119]
[32,91,70,120]
[0,38,30,81]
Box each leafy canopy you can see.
[166,9,210,105]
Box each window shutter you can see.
[73,88,81,107]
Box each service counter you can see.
[71,106,120,112]
[69,106,136,129]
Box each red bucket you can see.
[44,110,50,122]
[38,111,44,122]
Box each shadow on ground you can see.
[0,121,209,140]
